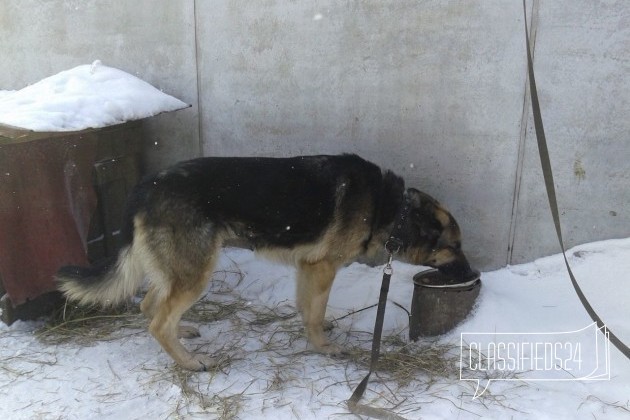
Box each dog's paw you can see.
[180,354,218,371]
[322,319,336,332]
[177,325,201,339]
[315,342,348,357]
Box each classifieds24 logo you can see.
[460,323,610,399]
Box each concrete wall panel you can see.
[196,0,529,269]
[510,0,630,263]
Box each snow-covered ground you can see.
[0,61,187,131]
[1,238,629,419]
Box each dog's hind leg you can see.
[176,325,202,339]
[296,259,341,354]
[140,286,159,320]
[139,220,221,371]
[148,275,216,371]
[141,286,200,339]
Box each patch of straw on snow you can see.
[349,337,461,388]
[25,271,482,419]
[162,363,248,420]
[35,300,145,345]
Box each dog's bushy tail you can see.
[56,245,144,307]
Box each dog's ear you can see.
[406,188,423,208]
[407,188,443,239]
[406,188,439,209]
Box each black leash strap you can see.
[523,0,630,360]
[347,261,406,420]
[347,193,413,420]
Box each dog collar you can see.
[385,189,413,254]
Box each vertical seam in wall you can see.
[507,0,540,265]
[193,0,204,157]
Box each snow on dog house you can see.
[0,61,188,323]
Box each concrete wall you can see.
[509,0,630,264]
[196,0,527,270]
[1,0,629,269]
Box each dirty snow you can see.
[0,61,188,132]
[1,238,629,419]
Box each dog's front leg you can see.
[296,259,342,354]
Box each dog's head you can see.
[400,189,477,282]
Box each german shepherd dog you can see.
[57,154,476,371]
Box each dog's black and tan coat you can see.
[57,154,475,371]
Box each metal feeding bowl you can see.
[409,269,481,340]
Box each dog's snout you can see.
[437,255,479,283]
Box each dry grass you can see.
[182,294,250,325]
[27,272,477,419]
[35,300,145,345]
[30,291,468,419]
[372,340,460,387]
[169,365,247,419]
[580,395,630,414]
